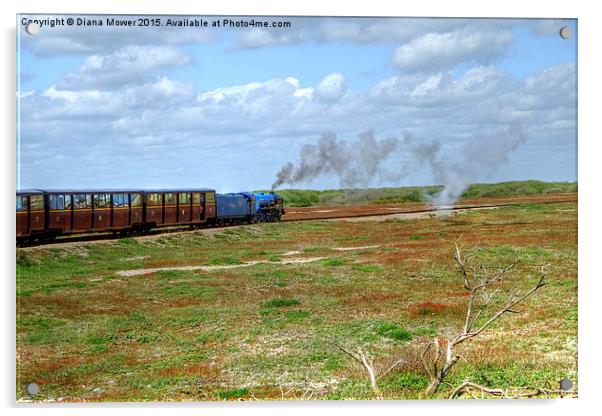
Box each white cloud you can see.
[523,63,576,105]
[18,62,576,189]
[315,73,346,102]
[411,73,444,98]
[59,45,191,90]
[124,77,195,108]
[235,18,482,49]
[23,62,575,139]
[391,29,513,72]
[370,66,511,106]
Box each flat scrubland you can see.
[16,201,577,401]
[282,193,576,221]
[269,180,577,207]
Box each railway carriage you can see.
[43,189,145,237]
[142,189,216,229]
[15,187,284,243]
[16,190,45,241]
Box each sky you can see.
[16,15,577,192]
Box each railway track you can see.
[18,197,576,248]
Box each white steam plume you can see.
[406,124,526,205]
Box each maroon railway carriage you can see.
[142,189,216,228]
[16,190,45,241]
[43,189,145,237]
[16,188,218,242]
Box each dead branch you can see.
[336,343,406,399]
[449,381,507,399]
[424,240,547,396]
[336,344,381,398]
[449,381,576,399]
[278,369,318,400]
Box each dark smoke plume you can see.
[272,125,526,207]
[271,131,399,189]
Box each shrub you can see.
[216,387,249,400]
[376,322,413,342]
[261,297,300,308]
[352,264,384,273]
[321,257,348,267]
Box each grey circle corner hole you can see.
[559,378,573,391]
[25,22,39,35]
[25,382,40,396]
[559,26,571,40]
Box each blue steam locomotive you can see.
[215,192,285,225]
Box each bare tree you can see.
[335,344,405,399]
[449,381,576,399]
[422,240,546,396]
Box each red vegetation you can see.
[159,363,220,380]
[408,301,452,316]
[347,292,407,304]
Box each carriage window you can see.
[30,195,43,211]
[16,196,24,212]
[165,193,175,205]
[74,194,91,209]
[112,194,123,208]
[121,194,129,207]
[192,193,200,204]
[179,193,190,204]
[206,193,215,204]
[49,194,65,210]
[131,193,141,207]
[65,195,72,209]
[147,193,162,206]
[94,194,110,208]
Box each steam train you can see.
[16,188,285,243]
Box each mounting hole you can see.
[25,22,39,35]
[559,26,571,39]
[559,378,573,391]
[25,382,40,396]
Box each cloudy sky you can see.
[17,15,577,192]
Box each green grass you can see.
[376,322,413,343]
[352,264,384,273]
[461,180,577,199]
[381,372,429,391]
[205,255,243,265]
[216,387,250,400]
[320,257,349,267]
[261,297,301,308]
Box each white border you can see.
[2,1,599,415]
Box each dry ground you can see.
[282,194,576,221]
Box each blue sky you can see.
[17,16,577,192]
